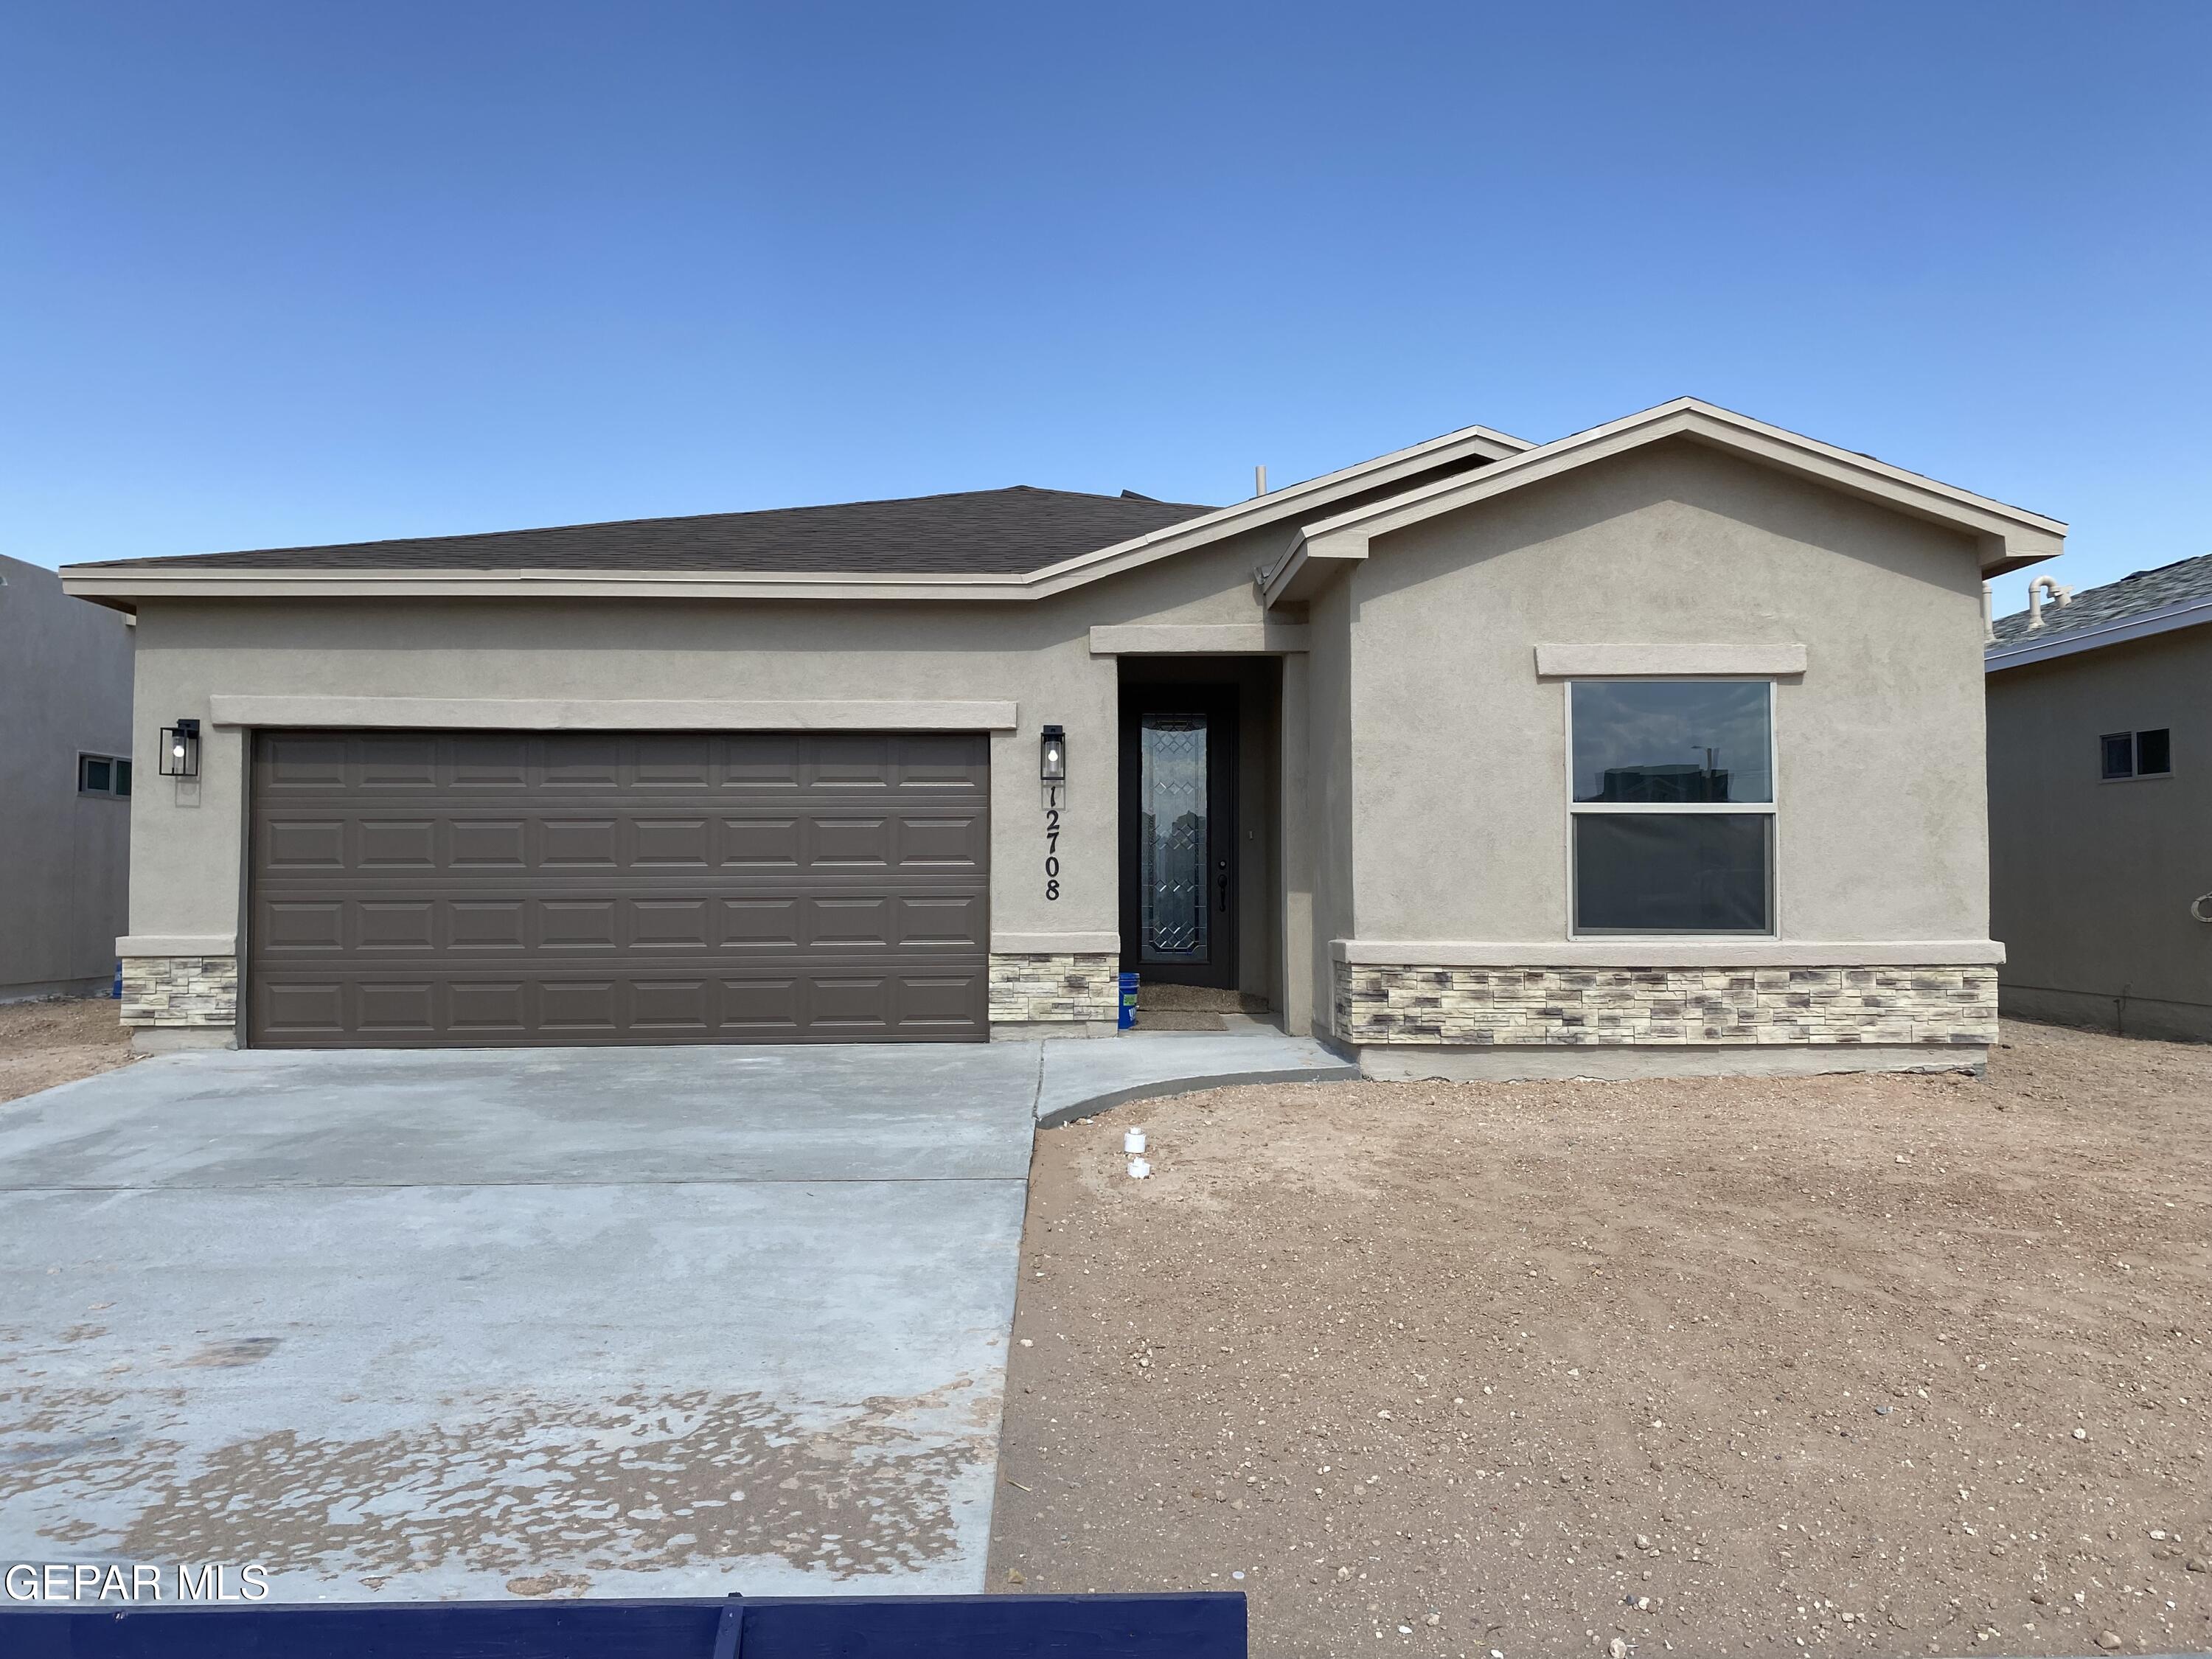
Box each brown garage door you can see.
[248,729,990,1047]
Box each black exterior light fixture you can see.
[159,718,201,778]
[1039,723,1068,785]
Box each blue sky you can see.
[4,3,2206,615]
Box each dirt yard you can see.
[0,995,134,1104]
[990,1022,2212,1658]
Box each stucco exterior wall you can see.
[1986,627,2212,1040]
[0,555,134,1000]
[1344,440,1992,949]
[117,530,1297,1038]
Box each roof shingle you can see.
[74,485,1219,578]
[1989,551,2212,652]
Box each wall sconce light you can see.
[1039,723,1068,785]
[159,718,201,779]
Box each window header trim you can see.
[1536,643,1806,678]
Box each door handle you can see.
[1217,861,1228,911]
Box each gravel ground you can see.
[989,1021,2212,1658]
[0,995,134,1104]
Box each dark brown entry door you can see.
[1118,686,1237,990]
[248,729,989,1047]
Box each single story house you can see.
[0,554,136,1002]
[1986,552,2212,1041]
[62,398,2060,1077]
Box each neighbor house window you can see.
[78,754,132,797]
[1568,680,1775,933]
[2101,728,2170,781]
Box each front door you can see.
[1119,686,1237,989]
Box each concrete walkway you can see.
[0,1031,1346,1603]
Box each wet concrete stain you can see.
[1,1380,990,1585]
[178,1338,282,1368]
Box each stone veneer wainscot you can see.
[1336,963,1998,1048]
[121,956,240,1029]
[988,952,1120,1026]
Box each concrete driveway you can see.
[0,1043,1044,1602]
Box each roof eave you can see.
[1986,594,2212,672]
[1259,398,2064,605]
[60,417,1534,610]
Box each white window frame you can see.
[1564,678,1780,939]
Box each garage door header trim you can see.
[209,696,1019,731]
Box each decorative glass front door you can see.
[1138,713,1209,964]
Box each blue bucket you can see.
[1117,972,1138,1029]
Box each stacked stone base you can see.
[121,956,240,1030]
[121,955,240,1052]
[1337,964,1997,1050]
[988,952,1120,1035]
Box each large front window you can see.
[1568,679,1775,933]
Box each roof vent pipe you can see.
[1254,465,1267,498]
[2024,574,2074,631]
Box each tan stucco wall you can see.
[1986,627,2212,1039]
[120,531,1290,980]
[1340,439,1993,949]
[116,447,2005,1050]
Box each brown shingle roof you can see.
[75,485,1218,577]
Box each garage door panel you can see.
[257,979,346,1037]
[720,897,802,950]
[538,979,621,1032]
[262,818,347,870]
[631,978,711,1032]
[633,899,712,949]
[249,729,988,1046]
[897,892,986,948]
[895,733,992,790]
[635,734,716,785]
[810,816,893,867]
[900,971,987,1029]
[450,900,528,951]
[358,736,439,787]
[541,901,620,950]
[543,737,624,787]
[448,980,529,1033]
[633,817,712,867]
[810,735,894,788]
[450,735,531,787]
[358,902,436,951]
[260,900,347,953]
[358,818,438,869]
[358,981,438,1033]
[898,813,986,869]
[718,816,803,868]
[542,818,620,867]
[451,819,529,869]
[262,735,349,789]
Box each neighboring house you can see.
[61,398,2061,1076]
[0,554,136,1001]
[1986,553,2212,1040]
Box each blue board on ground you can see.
[1,1590,1248,1658]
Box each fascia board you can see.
[60,568,1044,604]
[1984,596,2212,672]
[1009,422,1528,594]
[1283,400,2065,574]
[1259,528,1369,608]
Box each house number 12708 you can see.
[1043,803,1061,901]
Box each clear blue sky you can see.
[5,3,2207,615]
